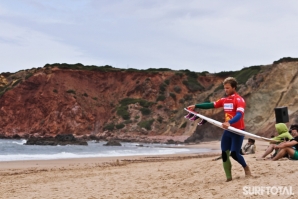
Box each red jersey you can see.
[213,93,245,129]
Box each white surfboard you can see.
[184,108,273,142]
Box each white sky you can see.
[1,0,298,73]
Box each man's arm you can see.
[187,102,214,111]
[222,111,242,129]
[275,140,298,149]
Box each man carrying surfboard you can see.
[187,77,251,182]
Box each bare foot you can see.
[244,165,252,176]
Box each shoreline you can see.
[0,141,221,171]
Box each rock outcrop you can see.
[25,134,88,146]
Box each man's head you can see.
[290,124,298,137]
[223,77,237,96]
[248,138,255,144]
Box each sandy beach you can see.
[0,139,297,199]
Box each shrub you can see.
[140,107,151,115]
[183,94,192,101]
[103,123,115,131]
[273,57,298,64]
[164,79,170,85]
[25,73,33,79]
[157,116,163,123]
[185,71,198,79]
[117,106,130,120]
[53,89,58,93]
[214,71,236,78]
[234,66,262,85]
[173,86,181,93]
[183,77,204,92]
[92,97,98,101]
[83,93,88,97]
[157,105,163,109]
[170,92,176,100]
[66,89,76,94]
[116,123,125,129]
[175,72,183,77]
[156,95,166,102]
[159,83,167,94]
[145,68,172,72]
[138,119,154,130]
[200,71,209,76]
[139,100,154,108]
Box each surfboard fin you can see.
[184,113,194,119]
[189,115,199,121]
[198,119,207,126]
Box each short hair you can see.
[290,124,298,131]
[223,77,238,89]
[248,138,255,144]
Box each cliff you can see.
[0,58,298,142]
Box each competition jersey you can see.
[213,93,245,129]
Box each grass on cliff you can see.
[138,119,155,130]
[117,98,155,120]
[103,123,115,131]
[182,71,204,92]
[45,63,117,72]
[214,65,262,92]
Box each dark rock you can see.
[12,134,22,139]
[104,140,122,146]
[24,134,88,146]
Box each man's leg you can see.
[230,134,251,176]
[221,130,232,181]
[260,144,275,158]
[272,148,295,161]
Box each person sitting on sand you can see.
[240,138,256,155]
[272,125,298,161]
[257,123,292,160]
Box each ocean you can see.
[0,139,219,162]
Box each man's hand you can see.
[222,122,230,129]
[187,105,195,111]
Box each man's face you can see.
[291,129,298,137]
[224,83,236,96]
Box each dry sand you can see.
[0,139,297,199]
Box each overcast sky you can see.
[1,0,298,73]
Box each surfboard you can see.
[184,108,273,142]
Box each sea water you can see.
[0,139,219,161]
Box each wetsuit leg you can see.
[221,130,232,179]
[230,134,247,168]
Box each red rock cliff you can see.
[0,59,298,142]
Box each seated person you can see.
[241,138,256,155]
[272,125,298,161]
[257,123,293,160]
